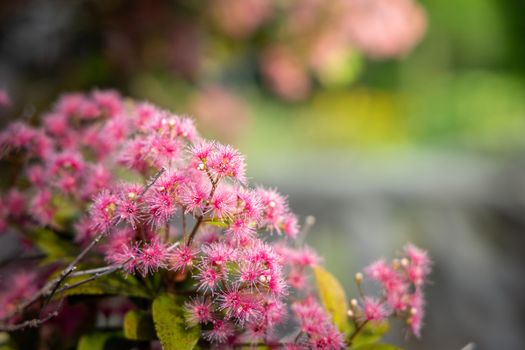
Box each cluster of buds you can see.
[348,244,432,338]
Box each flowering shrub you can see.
[0,90,431,349]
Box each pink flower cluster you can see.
[0,90,431,348]
[350,243,432,337]
[292,297,346,349]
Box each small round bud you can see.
[259,275,267,283]
[305,215,316,225]
[197,163,205,171]
[392,258,401,269]
[168,118,175,126]
[355,272,363,283]
[269,200,276,208]
[351,299,358,308]
[127,192,137,199]
[347,309,354,318]
[410,307,418,315]
[401,258,409,267]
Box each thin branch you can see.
[186,216,203,247]
[69,264,121,277]
[0,296,65,332]
[348,319,369,344]
[181,207,187,239]
[139,167,166,197]
[54,264,125,295]
[164,219,170,242]
[186,168,219,247]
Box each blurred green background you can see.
[1,0,525,349]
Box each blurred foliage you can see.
[0,0,524,154]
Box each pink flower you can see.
[291,247,321,267]
[169,245,196,272]
[195,264,224,293]
[207,143,246,183]
[218,288,262,325]
[89,190,118,231]
[102,227,135,256]
[179,179,210,215]
[26,165,46,188]
[226,217,256,242]
[281,213,300,238]
[234,187,262,221]
[106,241,138,274]
[115,183,144,228]
[30,189,55,225]
[185,297,214,325]
[201,243,235,267]
[191,140,215,162]
[292,297,345,349]
[404,243,432,286]
[133,102,161,131]
[362,297,389,322]
[145,188,177,227]
[92,89,123,117]
[210,186,236,218]
[407,290,425,338]
[55,93,85,117]
[257,188,288,232]
[4,189,26,219]
[135,238,168,276]
[118,138,150,172]
[203,319,235,344]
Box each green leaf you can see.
[313,265,352,335]
[152,293,200,350]
[33,229,75,264]
[62,273,152,299]
[205,219,229,228]
[123,310,156,341]
[350,344,402,350]
[352,321,390,346]
[77,332,118,350]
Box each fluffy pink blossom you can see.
[203,319,235,343]
[218,287,262,325]
[135,238,168,276]
[89,190,119,231]
[185,297,214,325]
[207,143,247,183]
[30,189,55,225]
[92,89,123,117]
[362,297,389,322]
[292,297,345,349]
[169,245,196,272]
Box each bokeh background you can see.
[1,0,525,349]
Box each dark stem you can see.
[348,319,369,344]
[139,167,166,197]
[186,216,203,247]
[0,296,65,332]
[185,171,219,247]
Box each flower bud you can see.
[355,272,363,284]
